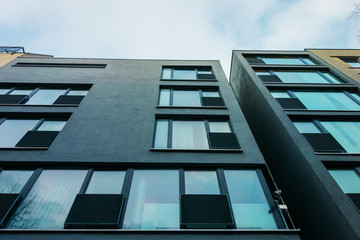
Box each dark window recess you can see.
[303,133,345,153]
[65,194,124,229]
[276,98,307,109]
[208,133,240,149]
[180,194,234,229]
[0,95,27,104]
[16,131,59,147]
[13,62,107,68]
[259,75,282,83]
[54,96,85,105]
[202,97,225,106]
[197,73,216,80]
[347,194,360,212]
[0,194,20,228]
[246,58,265,64]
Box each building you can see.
[0,46,53,68]
[230,50,360,240]
[0,53,300,239]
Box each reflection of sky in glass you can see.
[154,119,168,148]
[159,89,170,106]
[26,90,65,105]
[37,121,66,131]
[173,70,196,80]
[86,171,125,194]
[209,121,231,133]
[173,91,201,106]
[202,91,219,97]
[7,170,86,229]
[123,170,179,229]
[293,122,320,133]
[0,170,33,193]
[10,90,33,95]
[275,71,329,84]
[67,90,88,96]
[0,119,38,147]
[172,121,208,149]
[0,89,10,94]
[162,68,171,79]
[225,170,277,229]
[185,171,219,194]
[262,58,306,65]
[329,170,360,193]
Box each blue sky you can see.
[1,0,359,76]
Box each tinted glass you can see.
[351,93,360,102]
[173,90,201,106]
[293,92,360,110]
[301,58,316,65]
[270,91,290,98]
[345,61,360,67]
[67,90,88,96]
[329,170,360,193]
[7,170,86,229]
[25,89,65,105]
[159,89,170,106]
[86,171,125,194]
[173,69,196,80]
[0,89,10,94]
[225,170,277,229]
[262,58,306,65]
[293,122,321,133]
[37,121,66,131]
[208,121,231,133]
[185,171,219,194]
[123,170,179,229]
[321,121,360,153]
[0,170,33,193]
[172,121,208,149]
[154,119,168,148]
[274,71,331,84]
[9,90,33,95]
[0,119,39,147]
[162,68,171,79]
[256,71,271,75]
[322,72,342,83]
[202,91,219,97]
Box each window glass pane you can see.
[345,60,360,67]
[173,69,196,80]
[301,58,316,65]
[162,68,171,79]
[26,90,66,105]
[154,119,168,148]
[67,90,88,96]
[198,70,212,74]
[202,91,219,97]
[256,71,271,75]
[159,89,170,106]
[0,119,39,147]
[173,90,201,106]
[292,92,360,110]
[185,171,219,194]
[86,171,125,194]
[274,71,330,84]
[37,121,66,131]
[329,170,360,193]
[225,170,277,229]
[123,170,179,229]
[320,121,360,153]
[208,121,231,133]
[293,122,320,133]
[322,72,342,83]
[351,93,360,102]
[10,90,33,95]
[0,89,10,94]
[262,58,305,65]
[172,121,209,149]
[270,91,290,98]
[7,170,87,229]
[0,170,33,193]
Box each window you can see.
[153,119,240,150]
[0,118,67,148]
[161,67,215,80]
[0,87,89,105]
[340,58,360,68]
[0,170,34,193]
[158,88,224,107]
[185,171,220,194]
[270,90,360,110]
[294,120,360,153]
[256,70,342,84]
[85,171,125,194]
[246,56,316,65]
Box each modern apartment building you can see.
[0,54,299,239]
[230,50,360,240]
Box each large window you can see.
[294,120,360,153]
[158,88,224,107]
[162,67,215,80]
[256,70,342,84]
[154,118,240,150]
[270,90,360,110]
[246,56,316,65]
[340,58,360,68]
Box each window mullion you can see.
[19,168,43,199]
[313,120,328,133]
[79,169,94,194]
[179,168,185,194]
[269,70,276,75]
[63,88,71,96]
[344,91,360,105]
[119,168,134,228]
[5,88,14,95]
[170,89,174,106]
[168,119,173,148]
[286,90,296,98]
[32,118,46,131]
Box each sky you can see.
[1,0,359,76]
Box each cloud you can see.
[0,0,359,76]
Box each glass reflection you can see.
[172,121,208,149]
[208,121,231,133]
[173,90,201,106]
[185,171,219,194]
[0,170,33,193]
[0,119,39,147]
[154,119,168,149]
[37,121,66,131]
[329,170,360,193]
[25,90,65,105]
[173,69,196,80]
[123,170,179,229]
[262,58,306,65]
[293,122,320,133]
[67,90,88,96]
[86,171,125,194]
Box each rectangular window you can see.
[185,171,220,194]
[257,70,342,84]
[86,171,125,194]
[158,88,224,107]
[123,170,179,229]
[7,170,87,229]
[154,119,239,150]
[161,67,215,80]
[246,56,316,65]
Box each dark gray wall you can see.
[229,50,360,240]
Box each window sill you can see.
[160,78,218,82]
[0,104,79,107]
[0,147,48,150]
[283,109,360,112]
[315,152,360,155]
[150,148,243,153]
[263,83,354,86]
[156,106,227,109]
